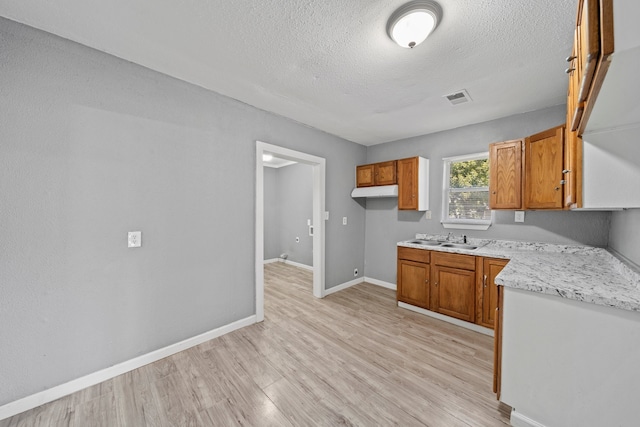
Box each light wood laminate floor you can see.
[1,262,510,426]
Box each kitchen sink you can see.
[439,243,479,250]
[407,239,442,246]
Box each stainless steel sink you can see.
[439,243,478,250]
[407,239,442,246]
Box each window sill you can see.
[441,222,492,231]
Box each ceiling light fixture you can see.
[387,1,442,48]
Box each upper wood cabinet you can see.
[489,126,568,210]
[569,0,614,135]
[356,160,397,187]
[397,156,428,211]
[375,161,397,186]
[524,126,565,209]
[356,164,375,187]
[489,140,524,210]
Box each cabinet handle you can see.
[566,55,576,62]
[425,279,429,284]
[435,282,438,287]
[492,191,496,195]
[562,169,571,174]
[483,275,487,288]
[555,186,560,191]
[565,67,575,74]
[560,179,566,185]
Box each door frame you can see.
[255,141,326,322]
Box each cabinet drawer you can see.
[432,252,475,270]
[398,247,430,264]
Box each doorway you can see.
[255,141,326,322]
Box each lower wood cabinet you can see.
[431,252,476,323]
[477,258,509,328]
[397,247,430,309]
[397,248,509,331]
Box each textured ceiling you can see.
[0,0,576,145]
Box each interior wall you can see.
[263,163,314,266]
[263,167,280,260]
[364,105,612,284]
[609,209,640,268]
[276,164,314,267]
[0,18,366,406]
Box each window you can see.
[442,152,492,230]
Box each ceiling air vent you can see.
[444,89,472,105]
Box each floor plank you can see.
[1,262,509,426]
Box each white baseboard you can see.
[510,409,548,427]
[324,277,364,295]
[0,315,256,421]
[263,258,279,264]
[283,259,313,271]
[398,302,493,337]
[364,277,396,290]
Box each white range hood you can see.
[351,185,398,198]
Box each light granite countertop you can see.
[398,234,640,313]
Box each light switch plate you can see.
[342,217,348,225]
[515,211,525,223]
[128,231,142,248]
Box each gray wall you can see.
[0,18,366,406]
[279,164,313,266]
[609,209,640,268]
[364,106,612,283]
[263,167,280,260]
[263,163,314,266]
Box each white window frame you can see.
[441,152,492,230]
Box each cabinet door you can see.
[374,161,397,185]
[397,157,418,210]
[431,265,476,322]
[525,126,565,209]
[478,258,508,329]
[577,0,600,104]
[489,140,523,209]
[356,164,375,187]
[397,259,430,309]
[565,36,581,208]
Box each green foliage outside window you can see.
[447,159,491,221]
[450,159,489,188]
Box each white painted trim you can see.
[263,258,279,264]
[364,277,397,290]
[510,409,548,427]
[398,302,494,337]
[283,259,313,271]
[256,141,326,324]
[442,222,491,230]
[0,315,256,421]
[324,277,364,295]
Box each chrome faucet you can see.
[447,232,454,242]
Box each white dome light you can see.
[387,1,442,49]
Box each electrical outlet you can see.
[515,211,525,223]
[343,217,348,225]
[354,268,358,277]
[128,231,142,248]
[424,210,432,219]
